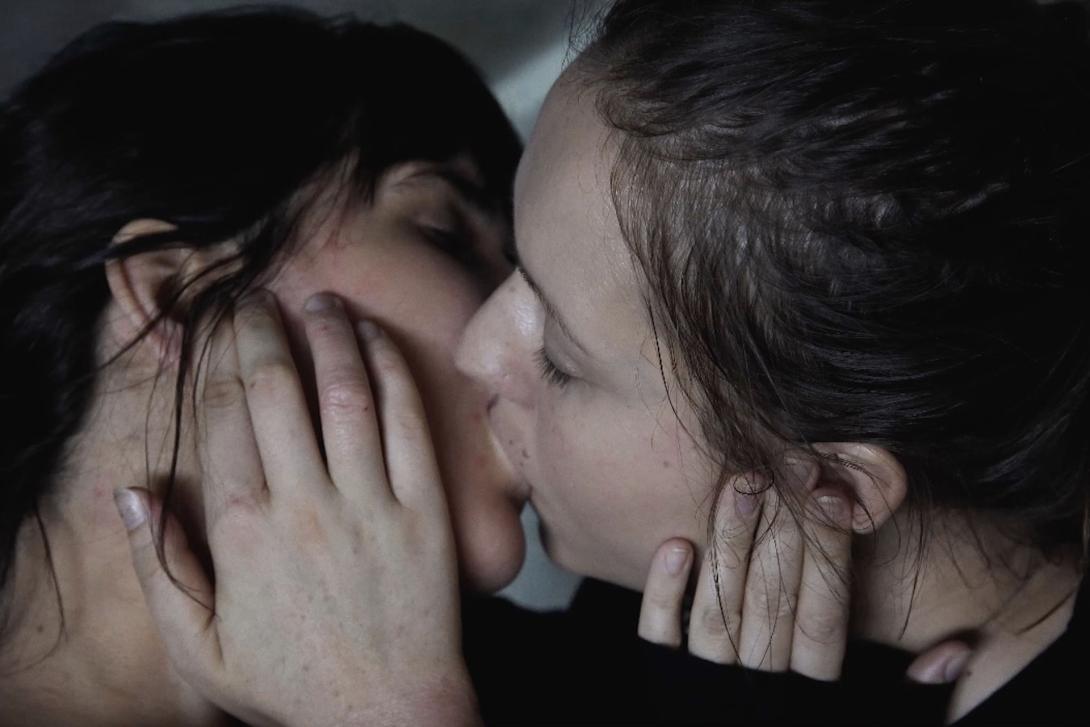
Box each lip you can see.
[485,398,532,504]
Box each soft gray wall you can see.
[1,0,590,610]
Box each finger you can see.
[302,293,388,504]
[113,488,222,687]
[905,641,972,684]
[686,476,763,664]
[233,290,327,497]
[638,539,694,647]
[737,484,803,672]
[790,488,853,680]
[356,320,443,509]
[197,311,268,533]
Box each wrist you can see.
[329,669,481,727]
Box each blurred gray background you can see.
[0,0,594,610]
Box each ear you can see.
[810,443,908,534]
[105,219,198,365]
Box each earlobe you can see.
[105,219,189,365]
[811,443,908,534]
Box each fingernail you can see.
[113,489,147,531]
[943,650,971,683]
[305,292,340,313]
[357,319,381,341]
[735,491,760,518]
[664,545,690,576]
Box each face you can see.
[269,154,527,593]
[456,76,717,591]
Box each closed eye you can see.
[422,224,478,267]
[536,346,574,388]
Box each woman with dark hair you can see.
[42,0,1090,725]
[0,7,524,724]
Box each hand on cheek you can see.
[114,291,481,727]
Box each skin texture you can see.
[264,156,526,593]
[455,79,717,591]
[113,293,482,727]
[453,70,1084,720]
[0,157,519,725]
[88,64,1080,727]
[9,62,1079,727]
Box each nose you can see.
[456,271,541,408]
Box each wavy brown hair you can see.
[584,0,1090,576]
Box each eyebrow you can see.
[517,264,592,358]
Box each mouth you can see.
[485,397,532,505]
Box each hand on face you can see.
[637,467,972,684]
[113,291,480,727]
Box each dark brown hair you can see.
[0,6,520,642]
[585,0,1090,563]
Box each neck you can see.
[0,345,223,726]
[853,510,1083,722]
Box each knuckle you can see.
[319,375,372,415]
[693,603,733,639]
[709,539,747,571]
[246,358,296,397]
[391,413,427,443]
[284,504,331,547]
[643,588,680,615]
[210,493,267,535]
[233,300,275,334]
[796,610,846,646]
[748,584,795,622]
[367,340,406,378]
[130,538,162,581]
[202,375,244,412]
[371,354,404,381]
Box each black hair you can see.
[0,6,520,639]
[585,0,1090,564]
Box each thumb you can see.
[113,487,221,682]
[905,640,972,684]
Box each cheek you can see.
[271,245,529,591]
[271,242,485,413]
[533,394,713,589]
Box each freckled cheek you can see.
[534,405,612,514]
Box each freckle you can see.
[508,439,515,446]
[521,449,529,460]
[36,624,44,634]
[662,461,671,469]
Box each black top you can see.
[463,576,1086,725]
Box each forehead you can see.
[514,74,648,359]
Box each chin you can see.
[458,507,528,593]
[538,520,644,591]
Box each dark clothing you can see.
[463,577,1086,726]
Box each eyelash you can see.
[535,347,573,389]
[424,226,478,266]
[424,225,463,250]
